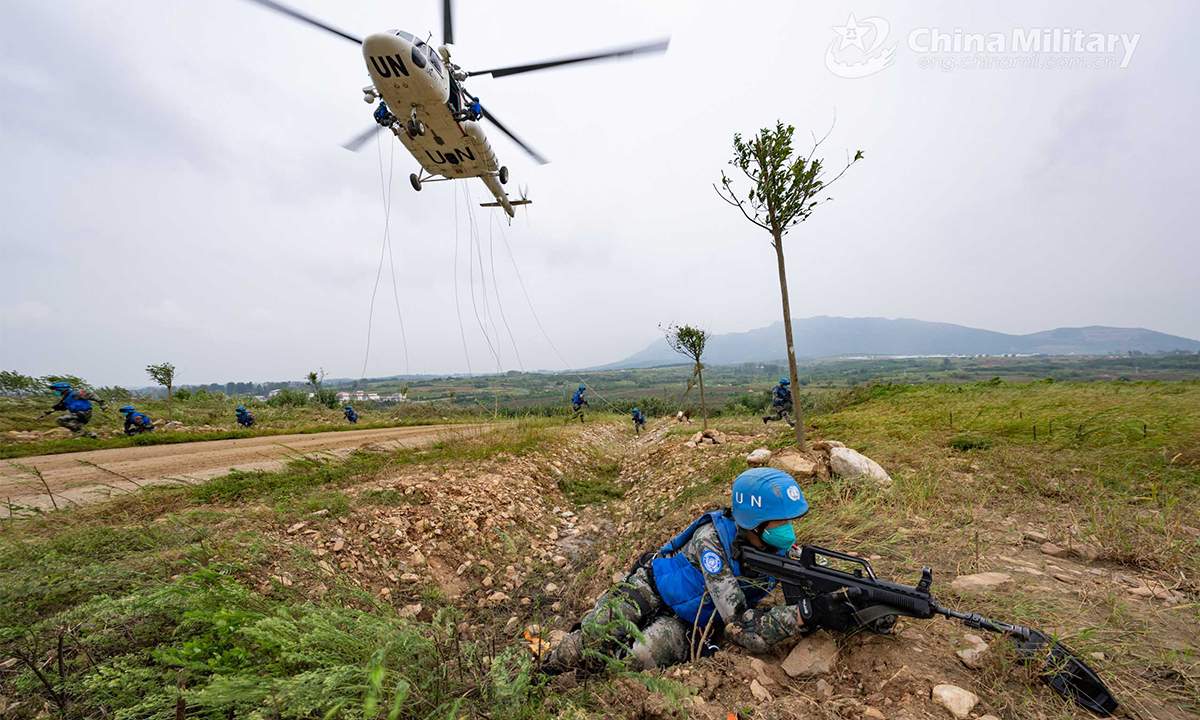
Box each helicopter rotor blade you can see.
[242,0,363,44]
[468,38,668,78]
[479,106,548,165]
[341,125,379,153]
[442,0,454,45]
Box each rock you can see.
[749,658,774,686]
[829,447,892,486]
[1089,652,1105,661]
[931,684,978,718]
[747,448,772,467]
[1040,542,1068,557]
[487,591,509,603]
[689,431,705,444]
[286,522,306,535]
[950,572,1012,593]
[773,452,818,478]
[684,441,698,449]
[950,643,988,667]
[750,679,773,702]
[332,537,345,552]
[815,679,833,698]
[1022,530,1048,543]
[1073,544,1101,563]
[545,583,559,593]
[863,709,886,719]
[706,430,727,445]
[411,550,426,565]
[1054,573,1077,584]
[978,717,1000,720]
[781,631,839,677]
[811,440,845,451]
[398,603,423,618]
[400,573,419,582]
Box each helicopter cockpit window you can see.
[410,38,427,68]
[427,48,443,75]
[391,30,415,42]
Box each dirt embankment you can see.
[0,424,491,512]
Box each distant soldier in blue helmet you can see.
[544,468,854,673]
[763,378,795,427]
[119,405,155,436]
[344,405,359,424]
[235,406,255,428]
[42,382,106,439]
[569,385,590,424]
[632,407,646,435]
[468,96,483,121]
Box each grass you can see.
[0,418,604,719]
[558,477,625,506]
[0,419,449,460]
[3,381,1197,719]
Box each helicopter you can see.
[245,0,669,217]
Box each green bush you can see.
[268,388,310,408]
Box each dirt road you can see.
[0,424,491,513]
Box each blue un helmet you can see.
[633,407,639,413]
[236,406,246,413]
[730,468,808,530]
[119,405,135,414]
[345,405,353,411]
[578,385,586,391]
[50,381,72,394]
[779,378,790,386]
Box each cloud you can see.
[0,300,56,327]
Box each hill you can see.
[608,316,1200,368]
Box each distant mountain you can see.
[605,317,1200,368]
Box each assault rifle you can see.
[741,544,1118,716]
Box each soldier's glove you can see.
[799,588,862,633]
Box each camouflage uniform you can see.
[546,523,800,672]
[762,405,794,426]
[52,390,104,437]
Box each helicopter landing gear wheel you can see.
[499,166,509,184]
[406,118,425,137]
[410,173,422,192]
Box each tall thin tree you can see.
[715,121,862,450]
[146,362,177,421]
[663,323,711,430]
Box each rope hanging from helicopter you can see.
[490,214,621,412]
[359,128,411,380]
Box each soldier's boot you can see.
[540,631,584,675]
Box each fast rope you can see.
[461,183,503,372]
[360,129,410,379]
[359,128,392,379]
[488,212,524,372]
[452,178,473,375]
[492,217,621,412]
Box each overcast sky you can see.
[2,1,1197,387]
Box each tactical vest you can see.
[651,510,784,628]
[64,391,92,413]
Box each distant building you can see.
[267,388,282,398]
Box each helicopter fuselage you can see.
[362,31,512,214]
